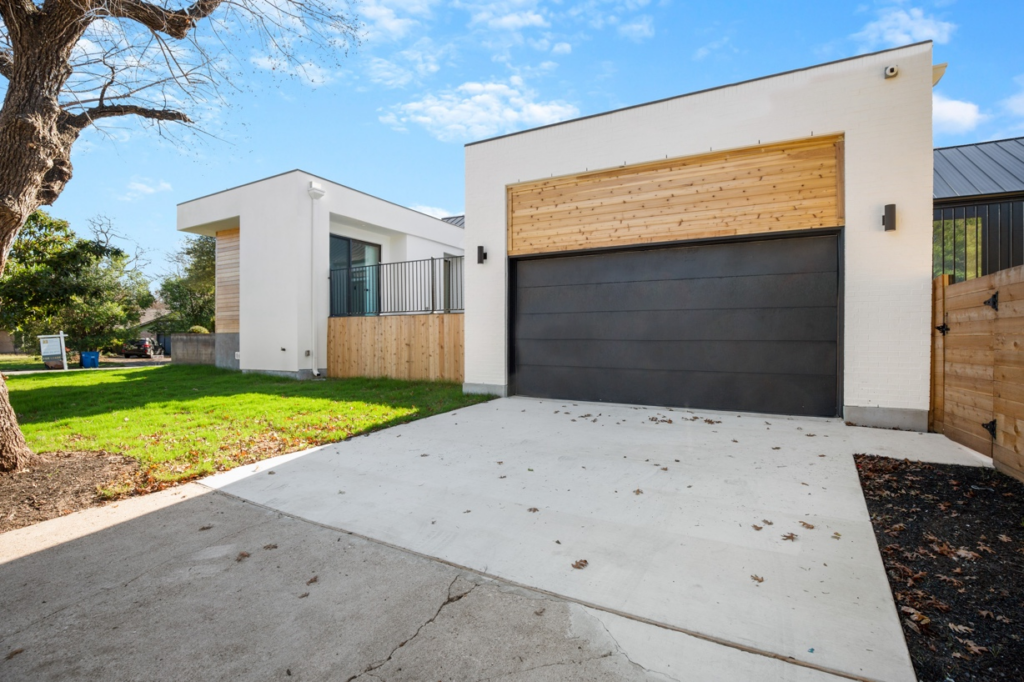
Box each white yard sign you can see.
[38,332,68,370]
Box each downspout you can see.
[307,181,326,377]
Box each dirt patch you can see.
[0,451,142,534]
[856,455,1024,682]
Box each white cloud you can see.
[852,7,955,50]
[368,57,414,88]
[382,76,579,142]
[552,42,572,54]
[618,15,654,42]
[359,0,439,42]
[485,11,548,30]
[933,93,987,134]
[1003,76,1024,117]
[693,36,729,61]
[410,205,456,218]
[120,178,172,202]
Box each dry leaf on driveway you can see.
[751,575,764,583]
[236,552,250,562]
[633,488,643,495]
[752,524,763,531]
[799,521,815,529]
[572,559,589,569]
[528,507,539,513]
[782,533,798,542]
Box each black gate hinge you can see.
[982,419,997,439]
[936,323,950,335]
[984,291,999,311]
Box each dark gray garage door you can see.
[511,235,839,417]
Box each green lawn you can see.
[8,364,492,483]
[0,354,46,372]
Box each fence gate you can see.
[931,265,1024,481]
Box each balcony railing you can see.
[330,256,464,317]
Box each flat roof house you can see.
[464,42,940,431]
[177,170,465,378]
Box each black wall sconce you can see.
[882,204,896,231]
[477,245,488,264]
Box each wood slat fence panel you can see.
[215,228,240,334]
[327,314,464,383]
[931,265,1024,481]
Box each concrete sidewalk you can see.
[204,397,989,682]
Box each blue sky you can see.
[45,0,1024,280]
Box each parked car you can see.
[122,339,163,358]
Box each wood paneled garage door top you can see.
[507,135,844,256]
[512,235,840,417]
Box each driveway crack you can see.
[345,576,475,681]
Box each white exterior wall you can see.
[464,43,934,427]
[178,171,464,377]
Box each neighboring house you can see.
[177,170,465,378]
[135,301,171,340]
[932,137,1024,282]
[463,42,939,431]
[0,331,16,354]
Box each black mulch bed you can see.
[856,455,1024,682]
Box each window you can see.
[329,236,381,316]
[933,198,1024,281]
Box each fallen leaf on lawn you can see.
[633,488,643,495]
[948,623,974,634]
[977,543,995,554]
[762,519,774,526]
[799,521,815,529]
[998,534,1012,543]
[236,552,250,562]
[752,524,763,531]
[782,533,798,542]
[997,615,1013,623]
[528,507,539,513]
[952,651,966,659]
[955,548,981,560]
[938,575,964,588]
[572,559,589,569]
[751,575,764,583]
[979,610,995,619]
[263,544,278,550]
[199,525,213,531]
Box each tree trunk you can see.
[0,10,87,471]
[0,373,30,471]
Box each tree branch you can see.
[66,104,192,130]
[99,0,227,40]
[0,49,12,80]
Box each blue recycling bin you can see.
[80,351,99,368]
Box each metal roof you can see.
[441,215,465,228]
[934,137,1024,200]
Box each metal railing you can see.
[330,256,464,317]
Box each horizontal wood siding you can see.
[327,314,464,382]
[216,228,240,334]
[507,135,844,256]
[931,266,1024,482]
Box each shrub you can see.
[187,325,210,334]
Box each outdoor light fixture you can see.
[882,204,896,231]
[477,245,488,264]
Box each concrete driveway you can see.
[204,397,989,682]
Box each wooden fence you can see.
[327,314,464,382]
[931,265,1024,481]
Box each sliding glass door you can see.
[330,235,381,316]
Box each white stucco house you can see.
[463,41,940,431]
[177,170,465,379]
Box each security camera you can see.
[884,65,899,79]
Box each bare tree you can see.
[0,0,359,470]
